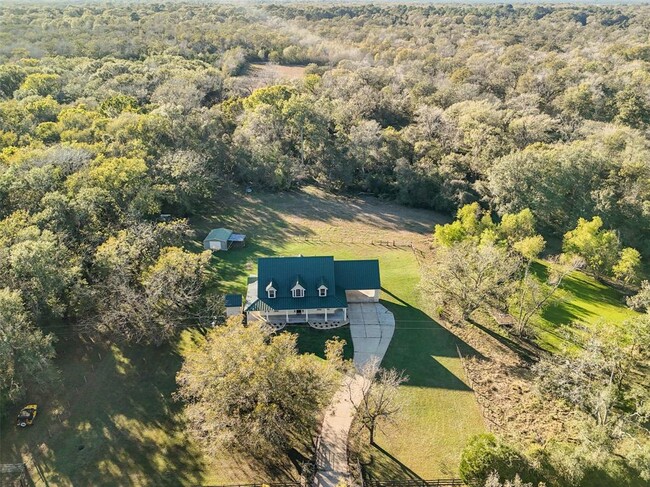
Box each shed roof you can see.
[204,228,232,242]
[225,294,242,308]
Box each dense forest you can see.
[2,3,650,247]
[1,2,650,485]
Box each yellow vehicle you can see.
[16,404,38,427]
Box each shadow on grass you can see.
[288,325,354,361]
[1,335,301,486]
[531,262,627,327]
[468,319,538,363]
[1,337,206,486]
[379,288,483,390]
[363,443,423,481]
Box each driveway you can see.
[314,303,395,486]
[348,302,395,368]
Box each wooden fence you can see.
[365,480,465,487]
[294,235,415,249]
[200,483,301,487]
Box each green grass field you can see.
[281,242,486,479]
[530,261,637,353]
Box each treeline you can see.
[1,2,650,409]
[3,3,649,253]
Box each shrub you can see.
[460,434,533,487]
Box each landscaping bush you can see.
[459,434,533,487]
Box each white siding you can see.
[226,306,242,317]
[345,289,380,303]
[208,240,224,250]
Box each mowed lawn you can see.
[281,242,486,479]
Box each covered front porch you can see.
[248,307,349,327]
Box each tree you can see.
[459,434,533,487]
[18,73,62,98]
[91,246,211,344]
[484,472,546,487]
[423,241,519,323]
[612,247,642,284]
[175,318,341,456]
[627,280,650,312]
[156,150,214,214]
[0,223,81,321]
[434,203,495,247]
[0,288,57,412]
[534,317,650,429]
[498,209,536,245]
[509,251,582,337]
[349,356,408,445]
[562,217,620,278]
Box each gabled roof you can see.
[292,275,306,290]
[204,228,233,242]
[257,256,336,300]
[334,260,381,290]
[245,255,380,312]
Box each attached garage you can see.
[335,259,381,303]
[345,289,380,303]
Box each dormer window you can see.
[318,285,327,297]
[292,287,305,298]
[291,277,305,298]
[265,280,277,299]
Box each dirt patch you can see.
[437,312,584,448]
[248,63,307,80]
[228,63,308,95]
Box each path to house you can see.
[314,303,395,487]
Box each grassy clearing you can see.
[228,62,308,93]
[1,188,453,485]
[530,261,637,353]
[195,192,482,478]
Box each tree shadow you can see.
[378,289,484,390]
[362,443,423,481]
[468,319,538,363]
[0,335,301,486]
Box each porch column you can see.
[343,308,347,321]
[265,311,269,321]
[306,309,309,321]
[286,310,289,321]
[325,309,328,321]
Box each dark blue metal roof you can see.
[245,256,380,312]
[224,294,242,307]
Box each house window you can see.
[318,286,327,297]
[292,288,304,298]
[268,289,276,299]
